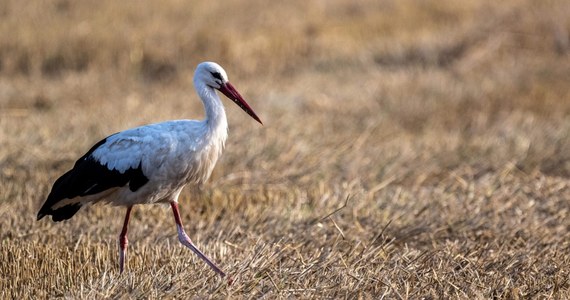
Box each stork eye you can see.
[210,72,222,80]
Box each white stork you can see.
[37,62,262,278]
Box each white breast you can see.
[90,119,228,206]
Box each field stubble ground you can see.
[1,0,569,298]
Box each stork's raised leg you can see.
[170,202,226,277]
[119,206,133,273]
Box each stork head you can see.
[195,62,262,125]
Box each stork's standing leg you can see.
[170,202,226,277]
[119,206,133,273]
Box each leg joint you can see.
[119,235,128,248]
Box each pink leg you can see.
[119,206,132,273]
[170,202,226,277]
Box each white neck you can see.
[194,80,229,152]
[195,81,228,130]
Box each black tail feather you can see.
[37,203,82,222]
[37,135,149,223]
[37,168,77,222]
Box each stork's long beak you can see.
[218,82,263,125]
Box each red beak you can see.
[218,82,263,125]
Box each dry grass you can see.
[1,0,570,298]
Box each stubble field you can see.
[1,0,570,298]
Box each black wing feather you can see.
[37,136,149,222]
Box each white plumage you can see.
[37,62,262,278]
[91,120,226,205]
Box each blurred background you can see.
[1,0,569,297]
[1,0,568,181]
